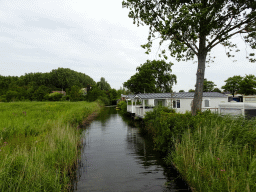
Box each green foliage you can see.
[179,90,185,92]
[212,87,222,93]
[169,114,256,192]
[97,77,111,91]
[46,92,64,101]
[203,78,216,92]
[188,89,195,92]
[0,95,7,102]
[124,60,177,93]
[5,90,18,102]
[222,75,243,96]
[97,96,110,106]
[0,101,101,191]
[86,86,105,101]
[144,106,193,154]
[107,88,118,105]
[117,101,127,113]
[69,85,83,101]
[143,107,256,191]
[239,74,256,95]
[32,85,50,101]
[0,68,96,102]
[122,0,256,115]
[122,0,256,62]
[222,74,256,96]
[0,69,118,106]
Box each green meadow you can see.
[0,101,101,192]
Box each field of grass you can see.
[143,107,256,192]
[0,101,101,191]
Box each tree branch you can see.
[208,29,247,49]
[207,18,252,51]
[184,39,198,56]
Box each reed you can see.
[167,113,256,192]
[143,108,256,191]
[0,101,101,191]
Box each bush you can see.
[117,101,127,113]
[46,92,63,101]
[5,91,18,102]
[69,85,83,101]
[0,95,7,102]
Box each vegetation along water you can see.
[0,101,101,191]
[142,106,256,192]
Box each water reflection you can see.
[96,107,118,127]
[76,107,190,192]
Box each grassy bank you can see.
[143,107,256,191]
[0,101,101,191]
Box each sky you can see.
[0,0,255,92]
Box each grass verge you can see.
[0,101,101,191]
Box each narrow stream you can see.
[75,107,190,192]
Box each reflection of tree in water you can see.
[126,126,164,168]
[126,123,191,191]
[118,112,137,127]
[96,107,117,127]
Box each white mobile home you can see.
[219,103,256,118]
[126,92,228,118]
[243,95,256,103]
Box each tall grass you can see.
[168,113,256,192]
[0,101,101,191]
[143,108,256,191]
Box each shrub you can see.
[47,92,63,101]
[117,101,127,113]
[0,95,7,102]
[5,91,18,102]
[98,96,110,105]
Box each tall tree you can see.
[97,77,111,91]
[122,0,256,115]
[203,79,216,92]
[124,60,177,93]
[221,75,243,97]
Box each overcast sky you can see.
[0,0,255,92]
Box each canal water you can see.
[75,107,190,192]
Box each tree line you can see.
[123,60,256,97]
[179,75,256,96]
[0,68,128,104]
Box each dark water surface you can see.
[76,107,190,192]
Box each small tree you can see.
[97,77,111,91]
[239,74,256,95]
[69,85,82,101]
[203,79,216,92]
[222,75,243,97]
[212,88,222,93]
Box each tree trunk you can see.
[191,36,207,116]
